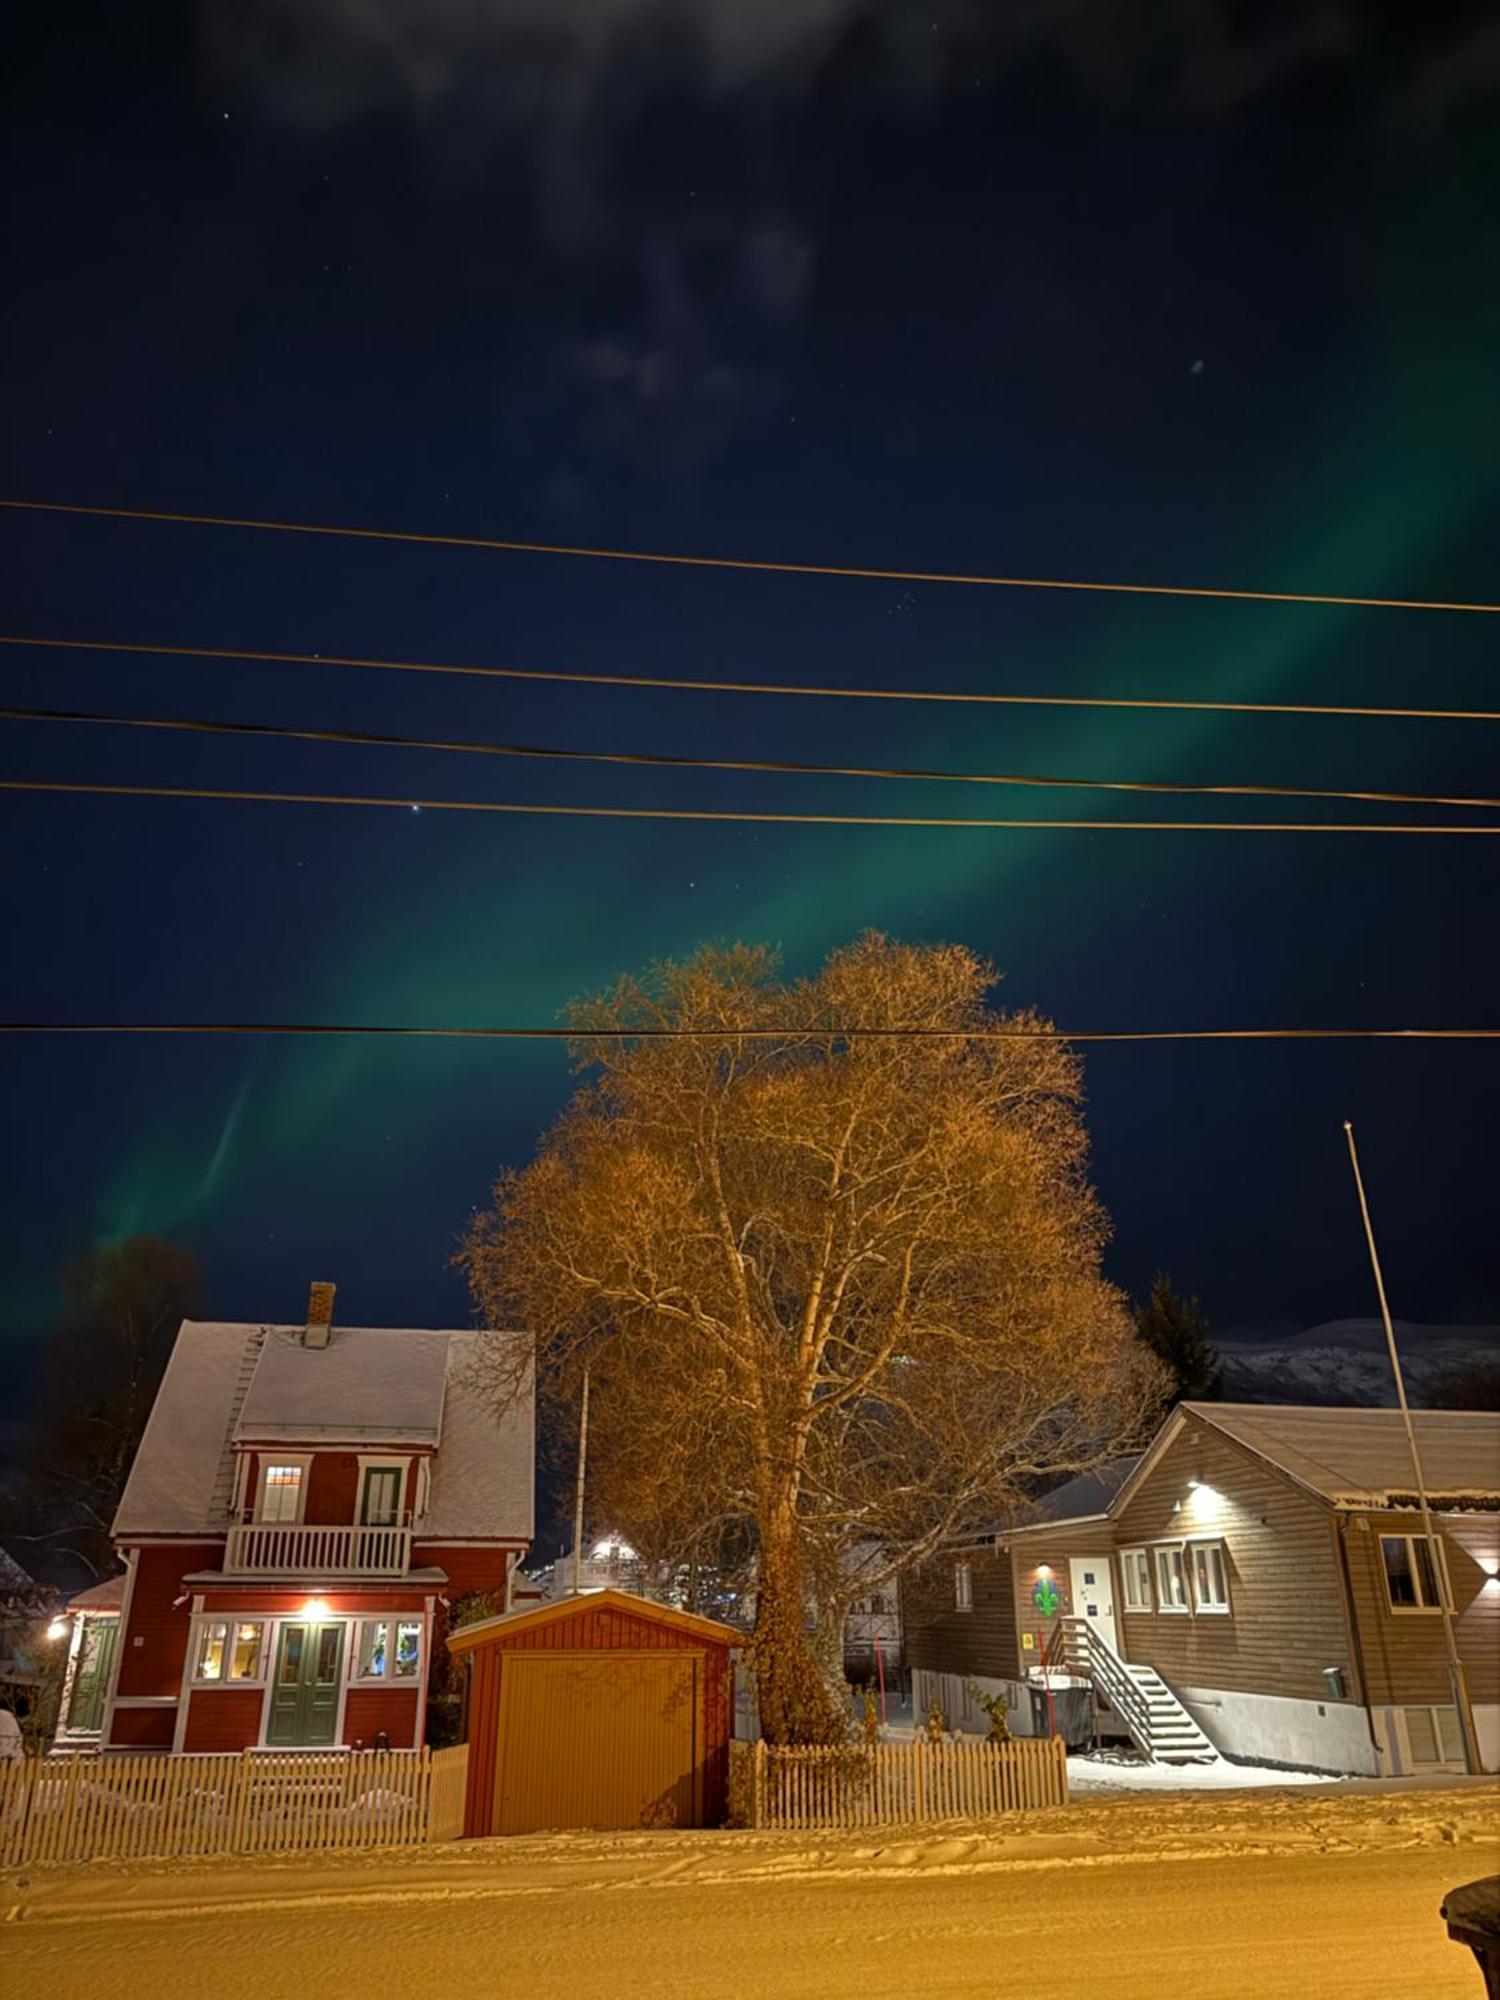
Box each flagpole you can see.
[1343,1121,1480,1775]
[570,1365,590,1596]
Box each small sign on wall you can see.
[1021,1631,1035,1652]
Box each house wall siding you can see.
[183,1688,264,1752]
[1343,1510,1500,1707]
[344,1686,421,1747]
[1006,1522,1117,1665]
[114,1543,222,1699]
[1111,1423,1354,1705]
[109,1706,176,1749]
[903,1548,1019,1682]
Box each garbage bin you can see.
[1441,1876,1500,1998]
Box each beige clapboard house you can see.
[906,1402,1500,1776]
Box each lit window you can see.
[954,1562,973,1613]
[194,1620,266,1683]
[356,1618,423,1681]
[1381,1535,1451,1612]
[1153,1544,1189,1612]
[1120,1549,1152,1613]
[1190,1541,1230,1614]
[261,1464,304,1523]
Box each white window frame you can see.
[954,1561,974,1613]
[190,1616,270,1686]
[255,1454,311,1524]
[356,1457,410,1528]
[413,1456,432,1522]
[351,1616,425,1684]
[1379,1533,1453,1614]
[1188,1538,1231,1615]
[1120,1547,1152,1613]
[1153,1542,1189,1613]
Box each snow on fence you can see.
[751,1736,1067,1830]
[0,1744,471,1869]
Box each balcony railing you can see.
[224,1522,413,1576]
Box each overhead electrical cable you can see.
[3,776,1496,834]
[0,1023,1494,1043]
[3,701,1496,811]
[2,633,1497,724]
[2,497,1497,614]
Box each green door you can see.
[267,1622,344,1746]
[67,1618,118,1732]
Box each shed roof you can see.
[447,1586,745,1657]
[1124,1402,1500,1511]
[114,1319,533,1541]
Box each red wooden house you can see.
[57,1284,533,1755]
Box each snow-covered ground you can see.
[1067,1748,1336,1790]
[4,1783,1495,2000]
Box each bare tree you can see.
[459,937,1162,1743]
[9,1238,205,1583]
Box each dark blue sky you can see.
[3,1,1497,1399]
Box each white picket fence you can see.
[0,1744,470,1868]
[750,1735,1067,1830]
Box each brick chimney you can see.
[303,1281,337,1349]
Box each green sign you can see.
[1032,1576,1062,1617]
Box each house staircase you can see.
[1054,1616,1218,1764]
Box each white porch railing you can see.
[224,1522,413,1575]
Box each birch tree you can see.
[460,936,1161,1742]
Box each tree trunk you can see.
[753,1512,847,1745]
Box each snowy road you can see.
[5,1784,1496,2000]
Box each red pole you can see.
[874,1635,888,1726]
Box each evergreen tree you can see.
[1134,1274,1224,1405]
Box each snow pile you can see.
[1067,1750,1333,1791]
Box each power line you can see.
[5,701,1496,812]
[3,776,1496,834]
[0,1023,1494,1043]
[3,497,1497,616]
[4,632,1498,725]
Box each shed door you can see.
[495,1651,699,1835]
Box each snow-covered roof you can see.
[113,1320,533,1541]
[236,1325,450,1443]
[68,1573,127,1612]
[1147,1403,1500,1510]
[1006,1457,1142,1534]
[0,1546,39,1598]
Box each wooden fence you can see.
[0,1744,470,1869]
[750,1736,1067,1830]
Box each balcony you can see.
[224,1522,413,1576]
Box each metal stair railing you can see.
[1053,1616,1211,1761]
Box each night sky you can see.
[3,2,1497,1410]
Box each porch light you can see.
[1186,1482,1225,1523]
[301,1597,332,1620]
[1036,1564,1052,1578]
[46,1618,69,1642]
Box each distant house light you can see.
[46,1618,69,1642]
